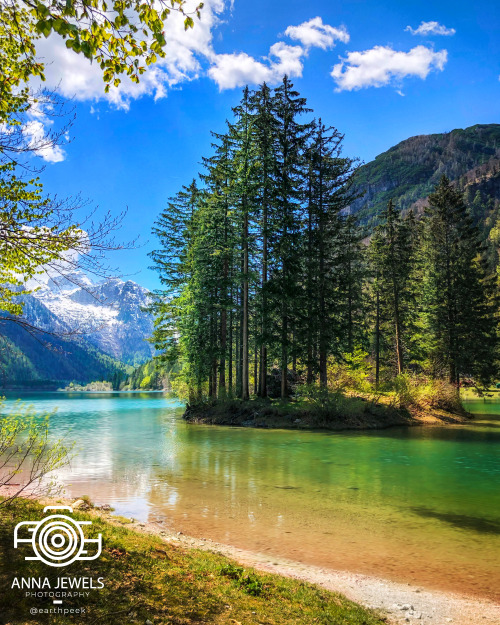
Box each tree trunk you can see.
[260,193,268,398]
[254,334,258,395]
[242,211,249,400]
[306,169,314,384]
[392,281,403,375]
[375,288,380,389]
[228,282,233,397]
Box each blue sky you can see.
[35,0,499,290]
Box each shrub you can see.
[387,374,461,411]
[327,348,372,393]
[0,400,73,506]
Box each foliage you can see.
[219,564,265,596]
[126,358,177,390]
[0,401,73,505]
[1,0,204,97]
[151,78,362,402]
[419,176,498,385]
[326,348,372,393]
[0,164,84,316]
[0,0,181,334]
[61,381,113,391]
[369,201,420,377]
[0,319,128,389]
[385,374,462,413]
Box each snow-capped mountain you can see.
[28,270,155,364]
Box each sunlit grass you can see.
[0,498,386,624]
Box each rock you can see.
[100,504,112,511]
[145,620,153,625]
[72,499,88,509]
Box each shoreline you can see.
[183,396,472,432]
[2,491,498,624]
[100,504,500,625]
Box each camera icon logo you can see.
[14,506,102,567]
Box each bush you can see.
[327,348,372,393]
[0,400,73,506]
[386,374,461,411]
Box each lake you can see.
[2,392,500,601]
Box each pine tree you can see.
[368,201,419,376]
[420,176,498,385]
[148,180,200,375]
[270,76,312,398]
[302,120,360,386]
[250,83,277,397]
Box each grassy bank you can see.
[0,498,385,625]
[184,386,471,431]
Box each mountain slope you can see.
[0,272,154,388]
[348,124,500,227]
[30,273,155,364]
[0,303,128,389]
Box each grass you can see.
[0,498,386,625]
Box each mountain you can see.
[29,272,155,364]
[0,271,154,388]
[0,309,127,389]
[348,124,500,230]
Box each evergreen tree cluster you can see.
[150,78,498,402]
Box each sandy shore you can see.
[113,513,499,625]
[2,489,498,624]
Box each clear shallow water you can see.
[2,392,500,600]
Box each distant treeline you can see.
[125,359,176,390]
[149,78,498,402]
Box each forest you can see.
[149,77,498,407]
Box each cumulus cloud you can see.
[22,120,66,163]
[331,45,447,91]
[284,17,349,50]
[208,42,304,90]
[406,21,456,36]
[36,0,226,108]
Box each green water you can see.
[2,392,500,599]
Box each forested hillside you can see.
[348,124,500,230]
[0,318,127,389]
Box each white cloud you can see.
[36,0,226,108]
[406,21,455,36]
[284,17,349,50]
[22,120,66,163]
[208,42,304,90]
[20,102,68,163]
[331,45,447,91]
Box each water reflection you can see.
[1,392,500,600]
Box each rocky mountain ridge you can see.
[29,271,155,364]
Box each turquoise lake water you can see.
[2,392,500,600]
